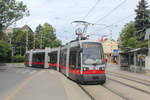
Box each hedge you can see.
[12,55,25,62]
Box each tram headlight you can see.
[99,67,105,70]
[83,67,89,71]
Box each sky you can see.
[15,0,150,44]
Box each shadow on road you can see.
[0,63,6,66]
[0,63,7,72]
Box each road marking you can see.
[4,70,42,100]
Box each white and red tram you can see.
[24,40,106,84]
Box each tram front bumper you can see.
[81,74,106,82]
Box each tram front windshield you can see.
[82,42,104,65]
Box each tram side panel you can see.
[68,47,82,82]
[49,52,57,70]
[59,49,67,75]
[32,53,45,68]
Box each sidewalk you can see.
[106,64,150,83]
[4,70,90,100]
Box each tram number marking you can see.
[83,44,99,48]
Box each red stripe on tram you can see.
[28,61,105,75]
[32,61,44,65]
[49,63,57,67]
[24,61,29,64]
[83,70,105,74]
[69,69,81,75]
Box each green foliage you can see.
[35,23,61,49]
[12,55,24,62]
[12,27,34,55]
[135,0,150,40]
[120,21,148,49]
[136,40,148,48]
[120,21,137,48]
[0,0,29,28]
[0,40,11,62]
[120,0,150,49]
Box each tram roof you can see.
[61,40,101,49]
[26,40,102,53]
[79,40,101,43]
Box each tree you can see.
[0,0,29,40]
[135,0,150,40]
[120,21,137,48]
[35,24,42,48]
[120,0,150,49]
[35,23,61,49]
[12,28,33,55]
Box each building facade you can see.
[101,39,119,63]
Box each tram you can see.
[24,21,106,84]
[24,40,106,84]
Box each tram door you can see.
[69,47,81,79]
[49,52,57,70]
[32,53,45,68]
[59,49,67,75]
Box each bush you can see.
[12,55,25,62]
[0,40,11,63]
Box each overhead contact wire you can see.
[94,0,128,24]
[83,0,101,20]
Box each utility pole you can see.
[145,28,150,55]
[40,34,43,49]
[26,31,28,52]
[33,33,35,49]
[9,33,14,57]
[146,29,150,56]
[145,28,150,72]
[148,29,150,56]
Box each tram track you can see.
[102,85,130,100]
[78,84,126,100]
[107,73,150,86]
[107,71,150,84]
[107,77,150,95]
[78,85,95,100]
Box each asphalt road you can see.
[0,64,90,100]
[2,63,149,100]
[0,64,41,100]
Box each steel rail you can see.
[107,73,150,86]
[108,78,150,95]
[78,85,95,100]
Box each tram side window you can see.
[38,53,45,62]
[32,54,36,62]
[63,51,67,66]
[60,50,67,66]
[32,53,45,62]
[49,52,57,64]
[60,52,63,65]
